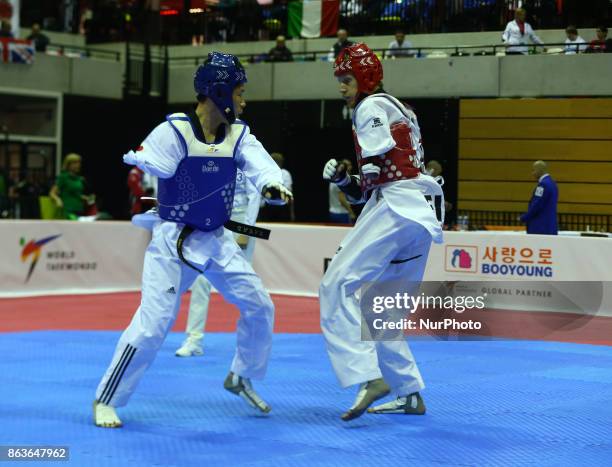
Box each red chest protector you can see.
[353,121,421,193]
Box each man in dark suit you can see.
[331,29,353,59]
[267,35,293,62]
[520,160,558,235]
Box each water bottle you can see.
[457,215,466,231]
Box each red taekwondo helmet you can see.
[334,43,383,95]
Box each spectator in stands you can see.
[79,7,93,36]
[564,26,586,54]
[267,35,293,62]
[520,160,558,235]
[501,8,544,55]
[387,30,414,58]
[381,0,411,22]
[342,0,363,17]
[14,172,43,219]
[190,6,205,46]
[586,26,609,53]
[0,19,13,38]
[49,153,95,219]
[329,29,353,60]
[26,23,50,52]
[328,159,356,223]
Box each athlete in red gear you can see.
[320,43,445,421]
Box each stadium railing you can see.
[459,210,612,234]
[165,42,584,66]
[45,43,121,61]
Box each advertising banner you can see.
[2,221,611,320]
[0,221,149,297]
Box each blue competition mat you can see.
[1,331,611,466]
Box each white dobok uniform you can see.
[320,94,444,396]
[186,169,262,343]
[95,117,281,407]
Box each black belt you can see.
[176,221,271,274]
[224,220,270,240]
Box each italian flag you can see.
[288,0,340,39]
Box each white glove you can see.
[322,159,349,186]
[262,182,293,206]
[361,162,381,179]
[123,150,138,166]
[131,209,160,231]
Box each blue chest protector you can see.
[157,112,248,232]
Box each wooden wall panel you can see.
[460,181,612,203]
[458,98,612,215]
[460,118,612,140]
[461,98,612,118]
[459,139,612,161]
[459,161,612,183]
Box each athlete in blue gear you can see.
[93,52,292,428]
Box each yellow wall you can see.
[458,98,612,215]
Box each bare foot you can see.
[93,401,123,428]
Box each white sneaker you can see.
[341,378,390,421]
[367,392,426,415]
[93,401,123,428]
[175,338,203,357]
[223,372,271,414]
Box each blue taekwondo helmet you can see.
[194,52,248,124]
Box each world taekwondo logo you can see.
[20,234,62,282]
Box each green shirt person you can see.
[49,153,94,219]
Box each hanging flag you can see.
[1,38,34,63]
[288,0,340,39]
